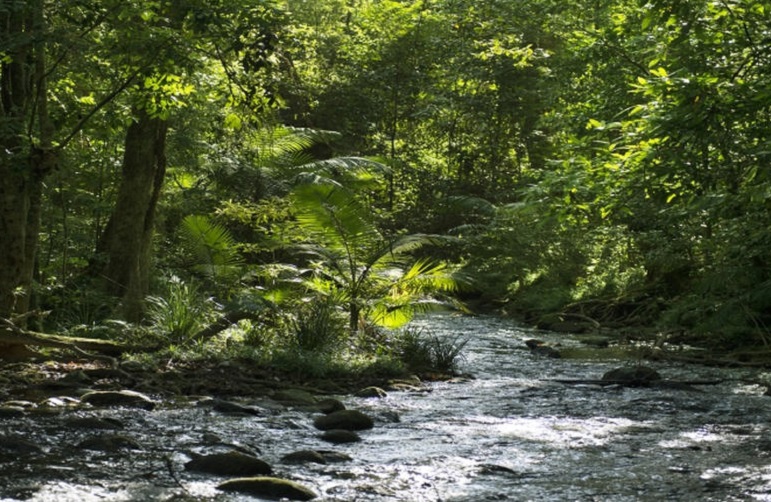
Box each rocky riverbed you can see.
[2,313,771,501]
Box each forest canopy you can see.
[1,0,769,362]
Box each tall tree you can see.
[0,0,56,321]
[95,0,283,320]
[99,111,168,320]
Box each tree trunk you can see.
[99,112,168,322]
[0,1,54,322]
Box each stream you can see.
[2,312,771,501]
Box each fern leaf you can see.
[180,215,242,279]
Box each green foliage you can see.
[289,298,346,352]
[145,276,210,345]
[45,285,118,333]
[179,214,244,286]
[393,326,468,375]
[290,181,461,331]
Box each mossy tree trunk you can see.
[98,112,168,322]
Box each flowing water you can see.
[3,313,771,501]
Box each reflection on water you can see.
[3,312,771,501]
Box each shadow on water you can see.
[3,312,771,501]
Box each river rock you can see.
[273,389,318,406]
[316,450,352,463]
[281,450,327,465]
[602,366,661,386]
[316,398,345,414]
[0,435,43,453]
[185,451,272,476]
[61,370,92,385]
[119,360,148,372]
[0,406,26,418]
[217,476,317,500]
[354,386,388,398]
[78,434,142,451]
[2,400,36,408]
[320,429,361,444]
[313,409,374,431]
[524,339,561,358]
[80,390,156,410]
[41,396,80,408]
[65,416,124,430]
[207,398,261,416]
[386,376,424,392]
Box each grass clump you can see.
[289,298,346,353]
[393,326,468,375]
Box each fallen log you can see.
[192,310,264,342]
[0,317,127,360]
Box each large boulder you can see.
[185,451,272,476]
[217,476,316,500]
[313,409,374,431]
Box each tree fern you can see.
[291,183,379,251]
[289,180,463,330]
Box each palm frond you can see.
[444,195,497,217]
[279,156,389,190]
[253,126,341,166]
[368,302,416,329]
[307,156,391,182]
[291,183,380,249]
[371,233,457,263]
[180,215,243,279]
[397,259,460,293]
